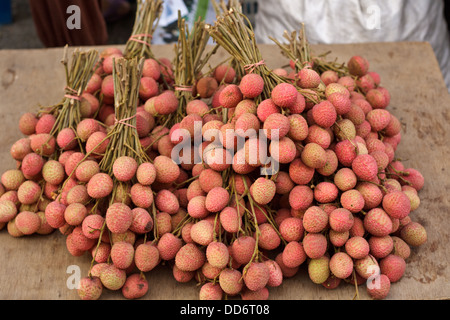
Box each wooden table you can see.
[0,42,449,300]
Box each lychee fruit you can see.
[122,273,149,300]
[367,273,391,300]
[400,221,427,247]
[329,252,353,279]
[379,254,406,283]
[99,264,127,291]
[308,255,330,284]
[134,242,160,272]
[271,83,298,109]
[77,276,103,300]
[303,232,328,259]
[175,243,206,272]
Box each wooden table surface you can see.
[0,42,449,300]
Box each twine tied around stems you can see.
[114,114,137,129]
[174,85,194,92]
[128,34,153,47]
[244,60,266,74]
[64,86,82,101]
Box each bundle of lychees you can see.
[0,1,428,301]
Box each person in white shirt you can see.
[250,0,450,91]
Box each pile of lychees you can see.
[0,4,428,301]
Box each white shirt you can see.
[252,0,450,90]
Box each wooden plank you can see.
[0,42,448,300]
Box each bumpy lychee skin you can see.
[400,168,425,192]
[271,83,298,108]
[329,208,354,233]
[279,217,304,242]
[239,73,264,98]
[10,138,32,161]
[56,128,77,151]
[329,252,354,279]
[345,236,370,259]
[175,243,205,272]
[0,200,17,223]
[288,114,309,141]
[196,76,219,99]
[19,112,38,135]
[105,203,133,234]
[190,219,214,246]
[205,187,230,213]
[289,185,314,211]
[314,181,339,204]
[1,169,25,192]
[354,254,379,279]
[206,241,230,269]
[87,173,114,199]
[14,211,41,235]
[357,182,383,210]
[282,241,307,268]
[340,189,365,213]
[187,195,209,219]
[17,180,41,205]
[250,178,276,206]
[264,259,283,287]
[219,268,244,296]
[243,262,270,292]
[366,89,389,109]
[391,236,411,260]
[157,232,183,261]
[199,282,223,300]
[154,90,179,115]
[308,255,330,284]
[312,101,337,129]
[382,191,411,220]
[364,208,393,237]
[112,156,138,182]
[379,254,406,283]
[35,114,56,134]
[153,155,180,184]
[301,143,327,169]
[219,84,243,109]
[100,264,127,291]
[328,93,352,115]
[400,221,427,247]
[369,235,394,259]
[334,168,358,192]
[219,206,240,233]
[111,241,135,270]
[303,233,328,259]
[367,274,391,300]
[75,160,100,183]
[352,154,379,181]
[82,214,104,240]
[214,64,236,84]
[263,113,290,141]
[64,203,88,226]
[41,160,65,185]
[77,276,103,300]
[348,56,370,77]
[303,206,328,233]
[85,131,109,159]
[135,242,160,272]
[367,109,391,132]
[44,201,67,229]
[122,273,149,300]
[231,235,256,265]
[21,152,45,178]
[298,68,321,89]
